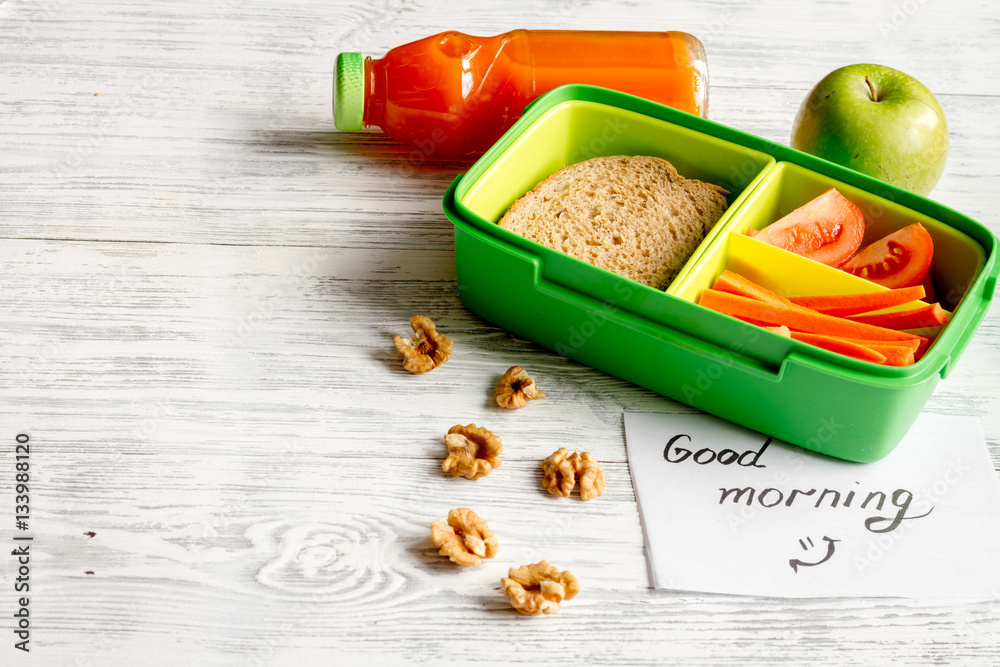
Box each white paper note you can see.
[624,412,1000,598]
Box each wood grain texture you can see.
[1,0,998,664]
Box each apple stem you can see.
[865,76,878,102]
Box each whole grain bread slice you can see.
[498,155,728,290]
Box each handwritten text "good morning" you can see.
[663,434,934,534]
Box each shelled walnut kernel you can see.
[494,365,546,409]
[501,560,580,615]
[392,315,454,374]
[541,448,605,500]
[430,507,499,567]
[442,424,502,480]
[572,452,606,501]
[540,447,576,497]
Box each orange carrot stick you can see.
[800,336,919,366]
[836,333,930,361]
[711,270,791,306]
[877,348,916,366]
[788,285,925,317]
[846,302,951,329]
[851,342,915,367]
[837,337,921,355]
[734,315,778,327]
[764,325,791,337]
[788,331,888,364]
[697,289,925,343]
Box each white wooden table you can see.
[2,1,998,664]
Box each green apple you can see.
[790,64,948,196]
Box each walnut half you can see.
[572,452,606,501]
[430,507,499,567]
[494,366,546,409]
[541,448,606,501]
[442,424,503,480]
[393,315,454,374]
[501,560,580,615]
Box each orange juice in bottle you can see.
[333,30,707,156]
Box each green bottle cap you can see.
[334,52,365,131]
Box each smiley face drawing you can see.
[790,536,840,573]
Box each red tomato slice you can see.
[749,189,865,267]
[841,223,934,289]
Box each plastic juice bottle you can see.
[333,30,708,156]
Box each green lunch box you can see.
[441,84,997,462]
